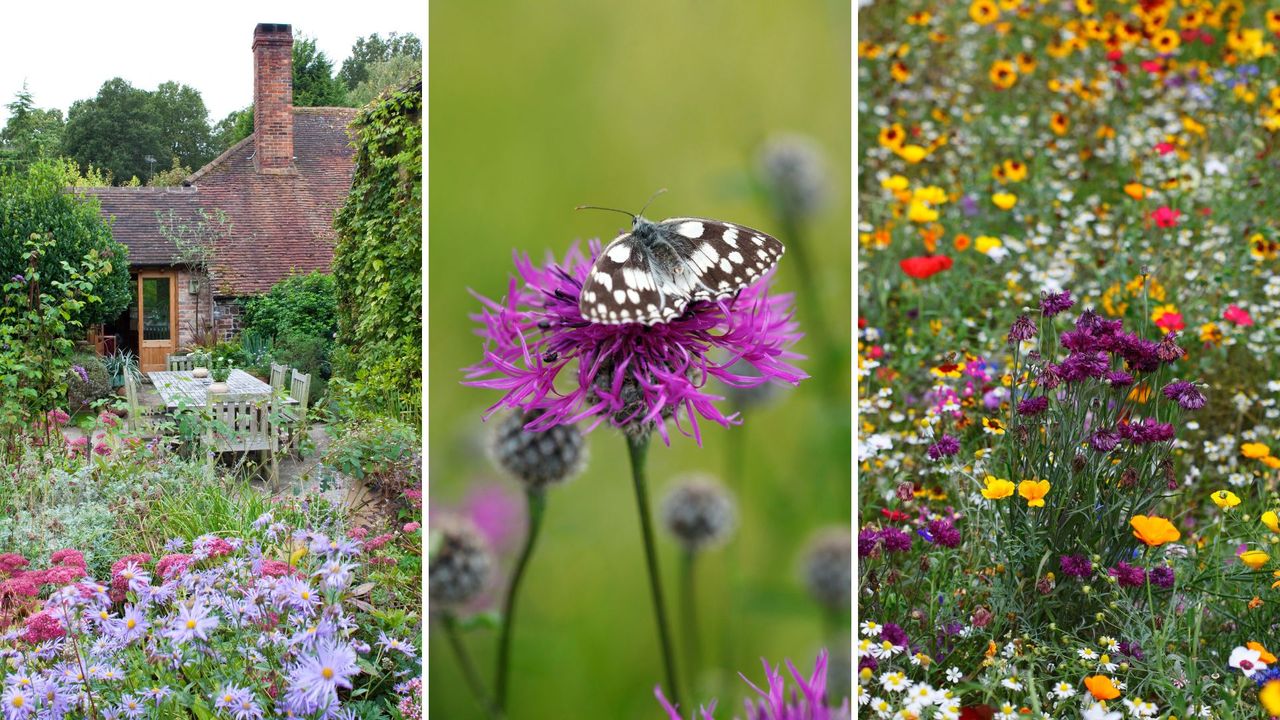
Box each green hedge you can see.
[331,77,422,419]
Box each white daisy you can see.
[1052,681,1076,700]
[1082,703,1123,720]
[1001,676,1024,691]
[905,683,939,707]
[879,672,911,693]
[945,667,963,684]
[997,703,1019,720]
[1077,648,1099,661]
[871,697,893,718]
[1098,636,1120,653]
[861,621,884,637]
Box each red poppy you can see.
[900,255,953,279]
[1142,59,1164,74]
[881,508,911,522]
[1152,206,1180,228]
[1155,311,1185,332]
[1224,304,1253,326]
[1154,141,1175,155]
[960,705,996,720]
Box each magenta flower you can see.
[656,649,849,720]
[465,241,805,444]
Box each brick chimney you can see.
[252,23,294,174]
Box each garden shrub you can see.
[325,415,421,512]
[241,270,337,342]
[272,330,330,402]
[331,77,422,418]
[65,351,112,413]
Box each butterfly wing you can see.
[653,217,785,303]
[579,233,679,325]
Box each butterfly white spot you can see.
[613,290,626,304]
[677,221,704,239]
[627,289,640,304]
[752,235,764,246]
[596,272,612,291]
[728,251,743,264]
[607,244,631,264]
[701,243,719,262]
[719,258,733,273]
[722,226,738,245]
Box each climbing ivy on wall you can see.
[331,77,422,421]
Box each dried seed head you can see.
[660,474,737,552]
[428,517,493,608]
[801,526,851,612]
[758,133,829,221]
[490,410,586,489]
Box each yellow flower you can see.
[890,61,911,83]
[975,235,1003,254]
[982,417,1006,435]
[991,192,1017,210]
[1262,510,1280,534]
[1018,480,1051,508]
[1124,182,1149,200]
[981,476,1015,500]
[1261,679,1280,717]
[970,0,999,25]
[1084,675,1120,701]
[896,144,929,164]
[1152,29,1180,54]
[879,124,906,149]
[1242,442,1272,459]
[881,175,909,192]
[1240,550,1270,570]
[907,202,939,223]
[912,185,948,205]
[1130,515,1181,547]
[1211,490,1241,509]
[1050,112,1070,136]
[989,60,1017,89]
[1002,159,1027,182]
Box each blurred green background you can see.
[429,1,851,717]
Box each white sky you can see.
[0,0,426,125]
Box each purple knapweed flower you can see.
[879,527,912,553]
[1016,396,1048,416]
[926,518,961,548]
[1109,561,1147,588]
[1162,380,1206,410]
[1040,290,1074,317]
[926,434,960,460]
[1059,554,1093,579]
[464,242,805,444]
[1149,565,1175,588]
[656,649,849,720]
[1007,314,1037,343]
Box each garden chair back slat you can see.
[166,354,194,371]
[289,370,311,416]
[270,363,289,392]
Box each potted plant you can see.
[191,350,212,380]
[208,357,233,394]
[102,349,139,390]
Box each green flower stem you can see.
[495,487,547,713]
[680,548,701,694]
[627,432,682,708]
[441,613,501,719]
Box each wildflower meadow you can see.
[859,1,1280,719]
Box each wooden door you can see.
[137,272,178,373]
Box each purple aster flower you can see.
[1007,314,1037,343]
[110,605,148,644]
[1149,565,1175,588]
[1109,561,1147,588]
[284,640,359,715]
[164,601,218,645]
[926,434,960,460]
[117,694,147,719]
[2,685,33,720]
[1163,380,1206,410]
[315,560,356,590]
[1040,290,1074,317]
[1059,554,1093,578]
[656,649,849,720]
[1016,395,1049,416]
[879,527,912,553]
[140,686,172,705]
[464,242,805,444]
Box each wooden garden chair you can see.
[123,373,166,438]
[166,354,194,371]
[204,392,280,488]
[280,370,311,455]
[269,363,290,392]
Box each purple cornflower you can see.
[879,527,912,553]
[1118,640,1144,660]
[1089,428,1121,452]
[857,528,880,557]
[165,601,218,645]
[1163,380,1206,410]
[1059,554,1093,578]
[1104,370,1134,387]
[926,518,961,548]
[1060,351,1110,382]
[1109,561,1147,588]
[1040,290,1074,317]
[1016,396,1048,416]
[1007,314,1037,343]
[656,650,849,720]
[284,640,359,714]
[926,434,960,460]
[1119,417,1175,444]
[464,242,806,444]
[1149,565,1175,588]
[881,623,909,649]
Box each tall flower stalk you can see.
[628,433,682,707]
[495,488,547,712]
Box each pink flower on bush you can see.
[156,554,194,581]
[257,560,298,578]
[1152,206,1180,228]
[348,527,370,540]
[365,533,395,551]
[402,522,420,533]
[109,553,152,602]
[1223,304,1253,327]
[0,554,30,574]
[50,549,86,569]
[46,408,70,426]
[21,610,66,644]
[98,410,119,428]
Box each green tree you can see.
[0,84,65,172]
[292,36,348,107]
[147,156,194,187]
[0,159,131,327]
[349,58,421,107]
[212,106,254,152]
[338,33,422,90]
[62,78,214,184]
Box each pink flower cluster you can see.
[108,553,152,603]
[1,550,87,632]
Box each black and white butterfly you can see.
[577,202,785,326]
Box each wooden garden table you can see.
[147,369,296,409]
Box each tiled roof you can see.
[80,107,358,296]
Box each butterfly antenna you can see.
[575,204,636,220]
[637,187,668,217]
